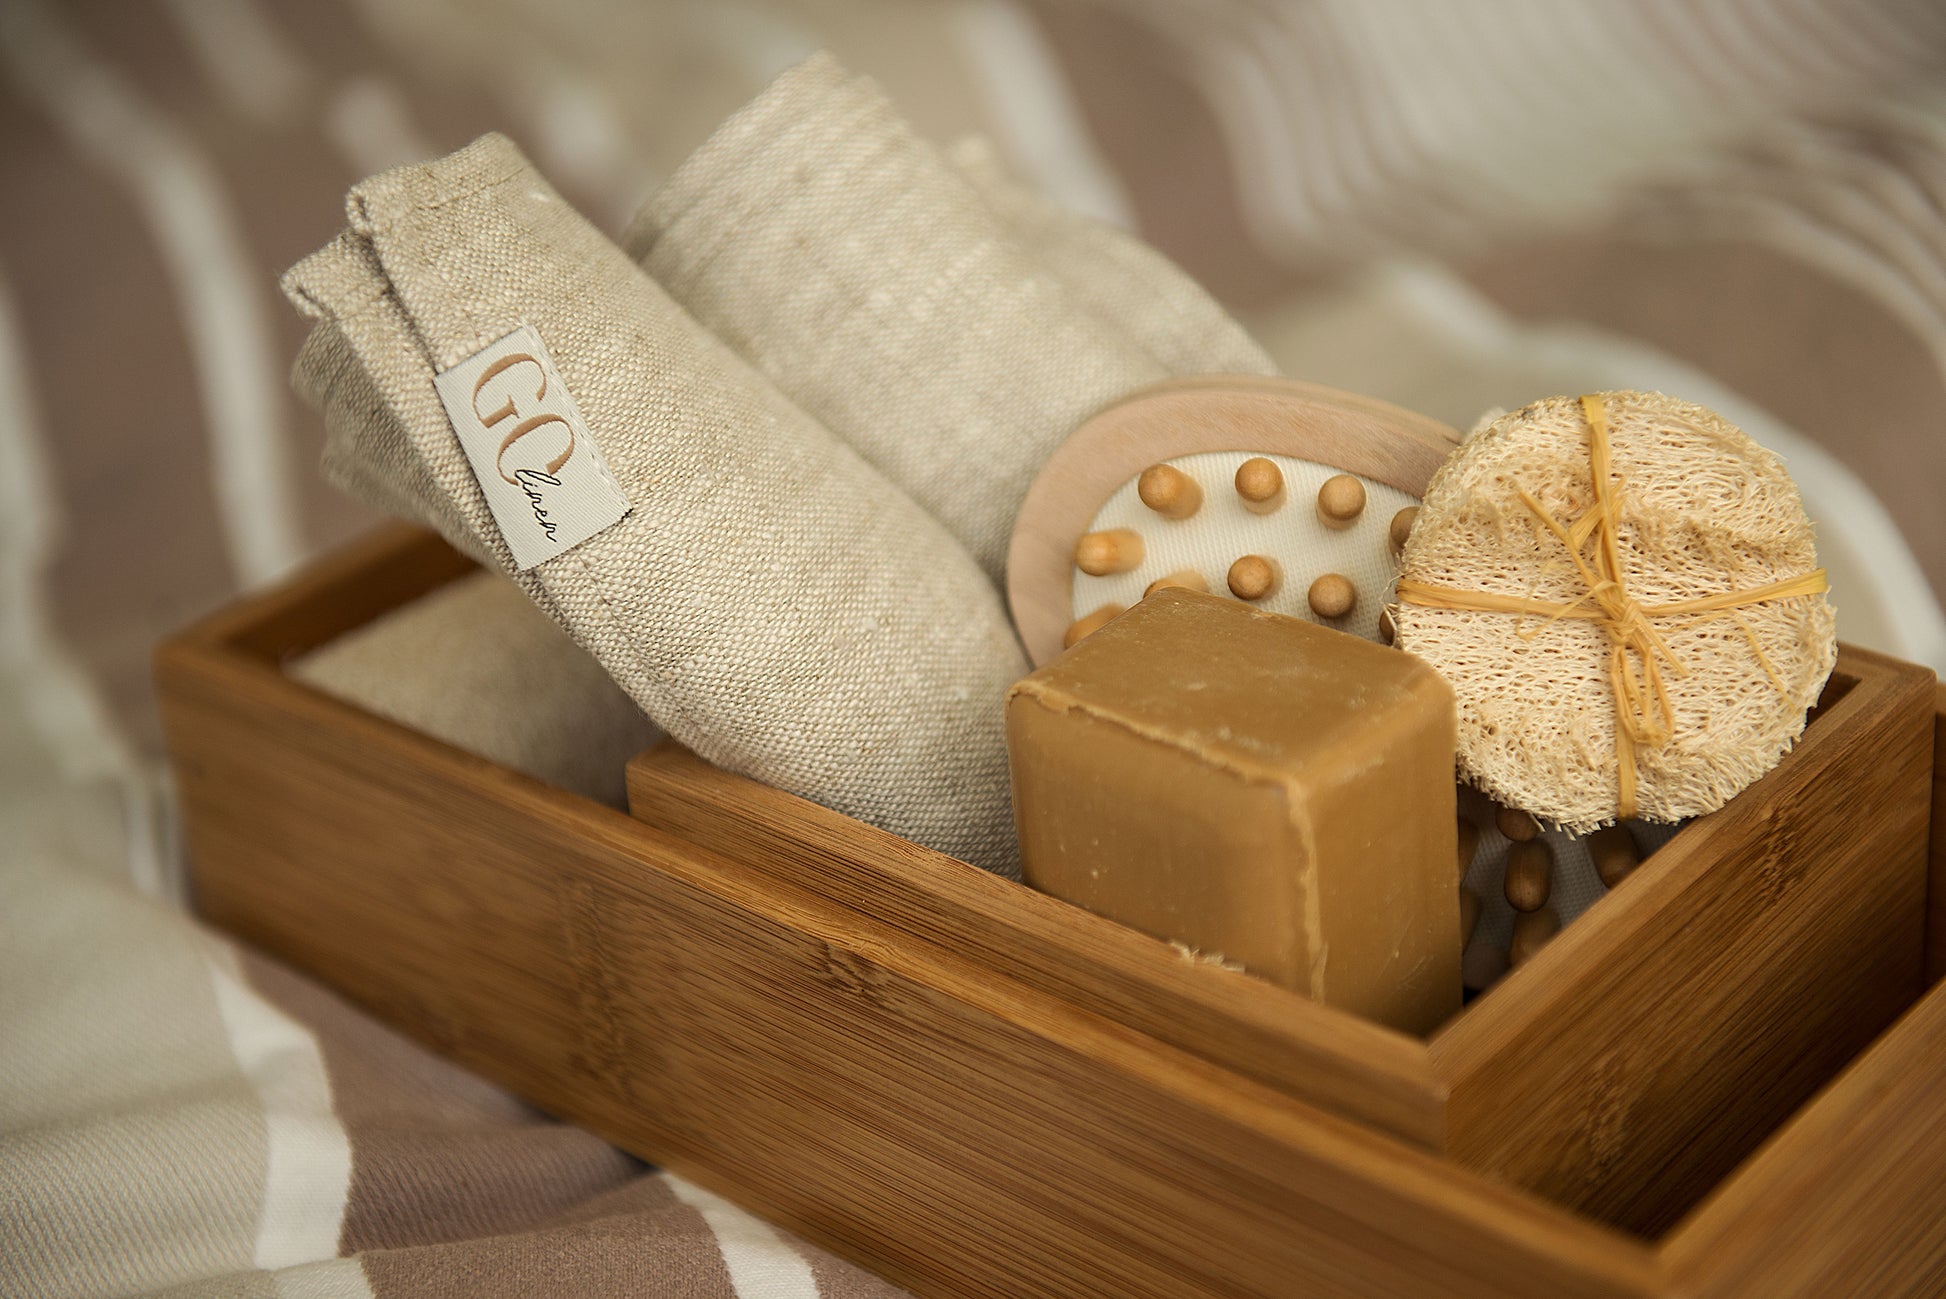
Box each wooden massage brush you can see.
[1005,375,1461,666]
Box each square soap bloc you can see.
[1006,587,1460,1035]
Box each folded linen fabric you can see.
[624,52,1274,581]
[284,134,1027,875]
[294,321,497,569]
[942,136,1271,381]
[292,570,662,808]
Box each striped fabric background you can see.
[2,2,1942,1295]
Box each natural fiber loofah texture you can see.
[1394,390,1836,832]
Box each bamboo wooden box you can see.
[157,525,1946,1299]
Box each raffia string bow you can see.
[1395,394,1828,821]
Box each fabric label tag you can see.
[434,324,631,570]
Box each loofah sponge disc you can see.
[1394,390,1835,832]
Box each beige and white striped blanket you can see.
[4,2,1945,1295]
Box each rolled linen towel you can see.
[623,52,1274,581]
[283,134,1028,876]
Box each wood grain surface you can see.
[157,528,1946,1297]
[157,534,1657,1299]
[1929,682,1946,984]
[630,645,1936,1237]
[1661,962,1946,1298]
[627,742,1446,1148]
[1432,651,1936,1235]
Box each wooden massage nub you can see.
[1006,376,1462,668]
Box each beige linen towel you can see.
[293,571,660,808]
[296,322,493,569]
[284,134,1027,875]
[623,53,1274,580]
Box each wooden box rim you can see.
[156,523,1946,1298]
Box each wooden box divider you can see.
[625,621,1935,1239]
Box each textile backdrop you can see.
[4,2,1944,1296]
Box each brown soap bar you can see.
[1006,587,1461,1035]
